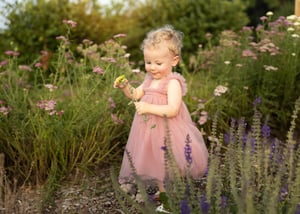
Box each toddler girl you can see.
[114,25,208,213]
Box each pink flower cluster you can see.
[198,110,208,125]
[36,100,64,116]
[44,84,58,92]
[63,19,77,28]
[18,65,32,72]
[5,50,20,57]
[93,66,104,74]
[0,100,12,116]
[111,113,124,125]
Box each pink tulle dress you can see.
[119,72,208,184]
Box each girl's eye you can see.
[157,63,162,65]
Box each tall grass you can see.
[110,94,300,214]
[0,21,139,209]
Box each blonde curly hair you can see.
[141,25,184,58]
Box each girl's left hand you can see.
[134,102,148,115]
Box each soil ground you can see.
[2,164,206,214]
[1,165,128,214]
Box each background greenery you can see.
[0,0,295,63]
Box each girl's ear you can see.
[172,55,180,66]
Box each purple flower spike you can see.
[180,199,191,214]
[184,134,193,165]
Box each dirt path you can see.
[3,166,127,214]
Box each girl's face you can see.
[143,44,179,80]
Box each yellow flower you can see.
[114,75,128,88]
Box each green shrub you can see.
[0,21,135,189]
[187,13,300,139]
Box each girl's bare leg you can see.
[157,180,165,192]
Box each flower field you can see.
[0,12,300,213]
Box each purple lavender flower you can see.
[220,195,227,210]
[295,203,300,214]
[262,123,271,139]
[200,195,210,214]
[279,184,288,201]
[161,145,167,151]
[251,137,256,152]
[253,97,262,108]
[184,134,192,165]
[180,199,191,214]
[224,132,230,144]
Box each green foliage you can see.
[111,97,300,213]
[187,13,300,139]
[0,23,135,193]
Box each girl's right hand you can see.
[114,75,128,89]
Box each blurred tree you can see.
[243,0,294,25]
[126,0,250,65]
[0,0,294,66]
[0,0,110,63]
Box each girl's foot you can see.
[155,204,172,213]
[120,183,136,195]
[135,190,144,203]
[155,192,172,213]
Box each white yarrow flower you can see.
[214,85,228,96]
[287,15,297,21]
[132,68,141,73]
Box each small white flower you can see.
[287,15,297,21]
[287,27,295,32]
[292,53,296,56]
[266,11,273,16]
[224,60,231,65]
[208,136,219,143]
[263,65,278,71]
[214,85,228,96]
[44,84,58,92]
[291,34,300,38]
[132,68,141,73]
[124,53,130,58]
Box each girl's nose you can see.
[150,64,155,70]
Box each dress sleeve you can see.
[164,72,187,96]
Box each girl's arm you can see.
[121,83,144,101]
[114,76,144,100]
[134,79,182,118]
